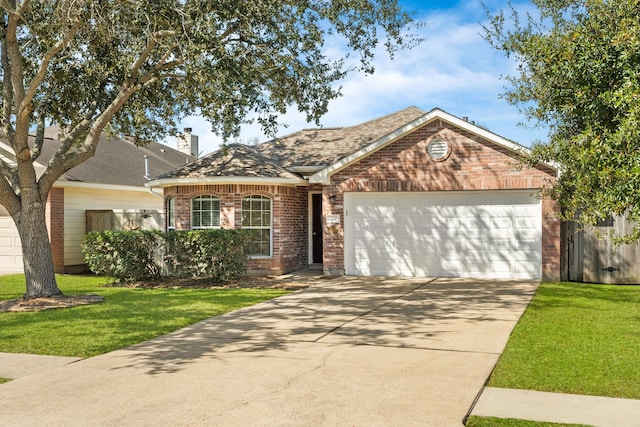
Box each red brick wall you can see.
[541,198,561,281]
[46,187,65,273]
[164,184,308,275]
[324,121,561,280]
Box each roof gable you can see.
[308,108,551,184]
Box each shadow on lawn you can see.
[112,276,540,375]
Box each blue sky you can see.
[173,0,546,155]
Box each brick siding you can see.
[164,121,561,281]
[165,184,308,275]
[46,187,65,273]
[325,121,560,280]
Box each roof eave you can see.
[54,180,152,192]
[146,176,309,189]
[288,165,325,174]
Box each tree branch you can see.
[0,178,20,217]
[1,28,15,144]
[21,13,82,122]
[30,112,45,161]
[0,155,19,201]
[1,0,31,15]
[5,5,25,115]
[38,84,139,197]
[129,30,178,81]
[129,37,157,80]
[37,29,183,195]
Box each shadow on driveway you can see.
[115,277,537,374]
[0,276,539,426]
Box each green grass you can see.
[487,282,640,399]
[466,416,590,427]
[0,377,10,384]
[0,274,288,358]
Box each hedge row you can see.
[82,229,253,283]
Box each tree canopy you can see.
[0,0,419,297]
[484,0,640,242]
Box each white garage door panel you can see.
[345,191,542,279]
[0,216,23,272]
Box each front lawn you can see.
[0,274,288,358]
[487,282,640,399]
[466,416,590,427]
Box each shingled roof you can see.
[146,106,556,189]
[32,126,194,187]
[254,106,426,168]
[146,106,431,187]
[154,143,303,181]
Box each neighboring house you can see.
[148,107,561,281]
[0,128,194,273]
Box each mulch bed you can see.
[111,275,310,290]
[0,275,310,313]
[0,294,105,313]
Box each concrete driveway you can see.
[0,276,538,426]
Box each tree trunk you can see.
[17,199,62,298]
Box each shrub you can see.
[83,229,252,282]
[82,230,162,283]
[163,229,252,280]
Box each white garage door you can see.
[344,191,542,279]
[0,215,23,273]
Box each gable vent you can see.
[427,138,449,161]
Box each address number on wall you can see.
[325,214,340,225]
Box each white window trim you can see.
[191,195,221,229]
[242,195,273,257]
[166,197,176,231]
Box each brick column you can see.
[542,197,561,281]
[46,187,65,273]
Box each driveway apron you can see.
[0,277,538,426]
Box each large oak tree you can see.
[484,0,640,242]
[0,0,419,298]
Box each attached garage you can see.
[0,213,22,273]
[344,191,542,279]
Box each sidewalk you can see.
[0,352,81,379]
[5,352,640,427]
[471,387,640,427]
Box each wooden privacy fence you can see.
[563,215,640,284]
[86,209,163,233]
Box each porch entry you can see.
[311,193,323,264]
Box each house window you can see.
[166,197,176,231]
[242,195,272,256]
[191,195,221,229]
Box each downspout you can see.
[148,186,163,198]
[144,155,163,198]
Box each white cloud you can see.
[175,1,548,156]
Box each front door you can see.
[311,193,323,264]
